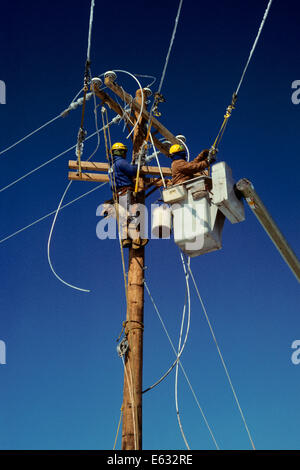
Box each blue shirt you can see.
[110,155,137,191]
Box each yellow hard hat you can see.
[111,142,128,152]
[169,143,185,155]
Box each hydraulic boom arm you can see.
[236,178,300,283]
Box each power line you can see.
[0,114,62,157]
[0,183,107,244]
[175,254,191,450]
[157,0,184,95]
[187,262,256,450]
[235,0,273,96]
[144,278,219,450]
[47,181,92,293]
[0,116,120,194]
[46,79,103,293]
[142,254,191,394]
[86,0,95,63]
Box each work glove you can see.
[199,149,210,159]
[207,148,217,164]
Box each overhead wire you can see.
[143,279,219,450]
[142,253,191,394]
[174,253,191,449]
[46,81,101,293]
[0,114,62,157]
[157,0,184,95]
[132,0,184,193]
[75,0,96,177]
[235,0,273,96]
[149,133,167,189]
[133,73,157,89]
[86,0,95,63]
[46,66,102,292]
[111,69,144,140]
[209,0,274,156]
[46,181,92,292]
[0,84,89,158]
[0,183,107,245]
[187,261,256,450]
[0,115,120,195]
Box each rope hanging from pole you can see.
[208,0,273,160]
[101,106,129,308]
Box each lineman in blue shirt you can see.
[110,142,137,193]
[109,142,148,249]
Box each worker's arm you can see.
[175,159,209,176]
[193,149,209,163]
[118,159,138,177]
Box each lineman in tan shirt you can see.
[169,144,215,186]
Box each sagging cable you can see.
[47,181,90,293]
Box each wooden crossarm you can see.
[68,172,110,183]
[92,83,170,157]
[104,77,181,147]
[91,85,134,137]
[68,160,172,176]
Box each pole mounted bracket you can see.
[117,337,129,357]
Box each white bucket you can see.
[152,205,172,239]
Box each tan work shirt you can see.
[171,149,210,186]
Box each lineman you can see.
[169,144,215,185]
[108,142,148,249]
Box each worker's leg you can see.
[118,191,132,248]
[128,192,148,249]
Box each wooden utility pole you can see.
[67,76,179,449]
[121,89,146,450]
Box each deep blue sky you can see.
[0,0,300,451]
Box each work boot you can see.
[132,238,149,249]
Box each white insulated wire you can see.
[144,280,219,449]
[86,0,95,63]
[133,73,157,88]
[157,0,184,94]
[187,263,255,450]
[143,255,191,394]
[177,137,190,162]
[88,70,101,160]
[175,253,191,449]
[111,70,144,140]
[46,73,103,293]
[235,0,273,96]
[46,181,91,292]
[149,133,166,189]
